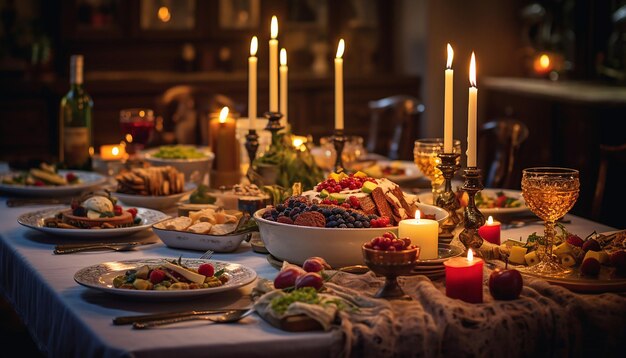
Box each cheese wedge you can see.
[509,246,527,265]
[162,262,206,284]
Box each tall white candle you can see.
[248,36,258,130]
[398,210,439,260]
[280,48,288,126]
[334,39,345,130]
[444,44,454,153]
[467,52,478,167]
[269,16,278,112]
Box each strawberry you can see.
[149,269,166,284]
[126,208,138,218]
[113,205,123,216]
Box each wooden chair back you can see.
[478,118,529,188]
[592,143,626,220]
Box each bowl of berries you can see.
[253,194,447,268]
[362,232,420,298]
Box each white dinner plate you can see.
[0,170,107,197]
[74,258,257,298]
[418,188,529,216]
[113,183,195,210]
[17,206,169,238]
[377,160,424,184]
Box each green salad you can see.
[153,146,207,159]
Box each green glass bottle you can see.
[60,54,93,169]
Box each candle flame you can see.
[539,54,550,69]
[270,16,278,39]
[487,215,493,225]
[250,36,258,56]
[469,52,476,87]
[415,210,421,223]
[219,107,229,123]
[467,248,474,261]
[446,43,453,69]
[280,48,287,66]
[336,39,345,59]
[112,147,119,156]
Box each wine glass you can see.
[319,135,367,171]
[413,138,461,204]
[120,108,155,154]
[521,167,580,276]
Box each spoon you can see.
[132,309,255,329]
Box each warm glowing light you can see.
[293,138,303,148]
[88,146,95,156]
[219,107,229,123]
[120,141,126,147]
[467,248,474,261]
[487,215,494,225]
[446,43,454,69]
[112,147,119,156]
[250,36,258,56]
[139,110,146,117]
[539,54,550,69]
[415,210,421,223]
[157,6,171,23]
[280,48,287,66]
[336,39,345,58]
[469,52,476,87]
[270,16,278,39]
[125,134,133,143]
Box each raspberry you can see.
[126,208,138,218]
[198,263,215,277]
[113,205,123,216]
[65,173,78,183]
[149,269,166,284]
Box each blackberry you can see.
[337,218,345,224]
[326,220,338,228]
[346,216,355,223]
[346,223,354,228]
[363,221,371,228]
[354,221,363,228]
[338,223,347,228]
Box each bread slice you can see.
[370,187,396,225]
[358,196,377,215]
[164,217,193,231]
[187,222,213,234]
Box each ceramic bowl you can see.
[253,203,447,268]
[144,147,214,183]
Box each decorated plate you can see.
[17,206,168,238]
[0,170,107,197]
[74,258,257,298]
[415,244,464,266]
[418,188,529,216]
[521,268,626,293]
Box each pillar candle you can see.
[444,249,484,303]
[269,16,278,112]
[398,210,439,259]
[209,107,238,172]
[334,39,345,130]
[467,52,478,167]
[444,44,454,153]
[280,48,288,126]
[248,36,258,129]
[478,215,501,245]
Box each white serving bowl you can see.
[144,147,214,183]
[153,225,250,253]
[254,203,448,268]
[114,183,194,210]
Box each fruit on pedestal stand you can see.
[274,267,306,289]
[489,264,523,300]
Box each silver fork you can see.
[199,249,214,260]
[132,309,254,329]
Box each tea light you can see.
[478,215,501,245]
[444,249,484,303]
[99,145,126,161]
[398,210,439,259]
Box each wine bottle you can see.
[60,54,93,169]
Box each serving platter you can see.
[18,206,168,238]
[521,268,626,293]
[418,188,529,216]
[74,258,257,298]
[0,170,107,197]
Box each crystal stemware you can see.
[521,167,580,276]
[413,138,461,204]
[120,108,155,154]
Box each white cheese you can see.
[162,262,206,284]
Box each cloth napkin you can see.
[254,269,626,358]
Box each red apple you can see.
[274,267,305,289]
[489,268,523,300]
[302,257,331,272]
[580,257,601,276]
[295,272,324,290]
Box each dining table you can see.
[0,194,624,358]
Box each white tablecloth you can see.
[0,197,617,357]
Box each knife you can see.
[53,242,155,254]
[113,309,249,325]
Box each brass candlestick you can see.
[459,167,485,251]
[332,129,346,173]
[244,129,259,165]
[436,153,462,237]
